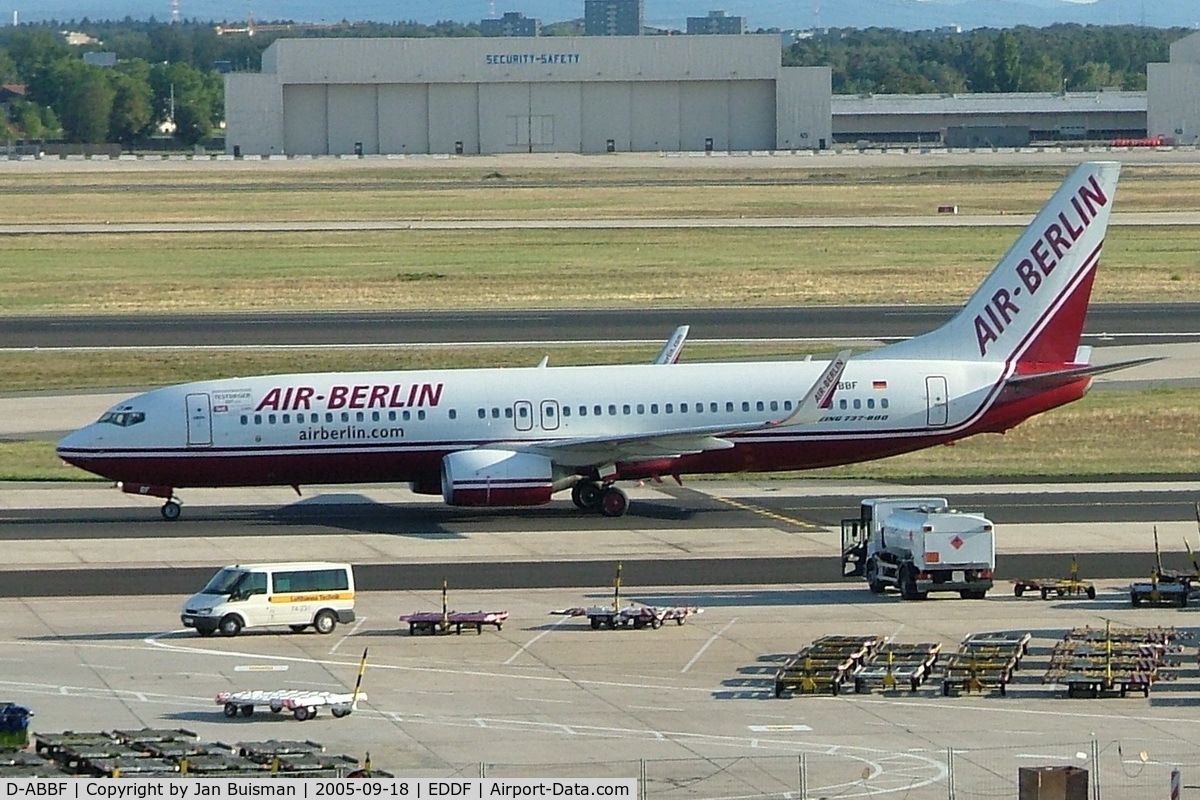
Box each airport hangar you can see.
[223,34,832,156]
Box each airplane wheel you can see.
[572,482,602,511]
[161,500,181,520]
[599,487,628,517]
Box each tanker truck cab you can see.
[181,561,356,637]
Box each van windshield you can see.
[201,568,248,596]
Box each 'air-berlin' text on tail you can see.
[879,161,1120,366]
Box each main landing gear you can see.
[571,481,628,518]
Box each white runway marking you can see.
[329,615,367,654]
[681,617,738,673]
[503,615,571,665]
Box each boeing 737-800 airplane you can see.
[58,161,1138,520]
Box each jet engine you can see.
[440,449,558,507]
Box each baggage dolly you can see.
[550,562,702,630]
[1012,556,1096,599]
[399,582,508,635]
[215,648,368,721]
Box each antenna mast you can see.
[812,0,820,30]
[170,0,179,23]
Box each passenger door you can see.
[186,393,213,446]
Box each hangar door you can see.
[479,83,582,154]
[283,85,328,155]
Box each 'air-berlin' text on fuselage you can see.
[974,175,1109,357]
[255,383,444,412]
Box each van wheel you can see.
[219,615,243,637]
[314,610,338,635]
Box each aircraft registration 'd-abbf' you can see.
[58,161,1145,520]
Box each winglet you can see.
[770,350,850,427]
[654,325,690,365]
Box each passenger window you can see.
[546,407,555,418]
[608,404,617,416]
[636,404,645,414]
[341,412,349,422]
[418,410,426,420]
[478,409,487,419]
[839,399,847,410]
[726,402,734,413]
[650,403,659,414]
[770,401,778,412]
[680,403,688,413]
[562,406,571,417]
[240,415,248,425]
[784,400,793,411]
[492,408,501,418]
[665,403,673,414]
[741,402,750,412]
[404,410,413,421]
[372,411,380,422]
[254,414,262,425]
[882,398,889,409]
[282,414,290,424]
[579,406,587,417]
[853,399,862,409]
[355,412,364,423]
[246,572,267,596]
[594,405,602,416]
[867,399,875,409]
[696,403,703,414]
[518,406,528,418]
[449,409,457,420]
[325,413,333,423]
[756,401,764,412]
[389,411,397,421]
[504,408,512,419]
[622,404,631,415]
[710,402,718,413]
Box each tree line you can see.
[783,24,1191,94]
[0,20,1192,146]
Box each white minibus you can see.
[181,562,355,637]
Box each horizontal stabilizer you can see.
[1004,356,1161,391]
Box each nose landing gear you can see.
[161,499,182,520]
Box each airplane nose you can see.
[56,425,96,458]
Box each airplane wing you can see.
[653,326,689,365]
[514,350,850,467]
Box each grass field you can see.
[3,226,1199,312]
[2,163,1199,222]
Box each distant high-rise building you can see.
[584,0,643,36]
[481,11,541,37]
[687,10,745,35]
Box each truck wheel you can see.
[590,617,601,630]
[899,567,919,601]
[1014,584,1024,597]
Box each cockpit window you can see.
[98,411,145,427]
